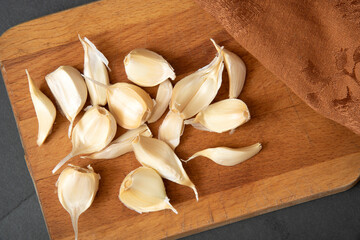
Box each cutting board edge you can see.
[171,177,360,240]
[167,153,360,240]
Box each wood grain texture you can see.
[0,0,359,239]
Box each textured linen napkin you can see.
[195,0,360,135]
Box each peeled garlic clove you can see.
[170,48,224,119]
[158,111,184,149]
[86,124,152,159]
[211,39,246,99]
[132,135,198,200]
[185,99,250,133]
[57,164,100,240]
[26,70,56,146]
[184,143,262,166]
[107,83,154,129]
[147,80,173,123]
[52,106,117,173]
[45,66,87,138]
[119,167,177,214]
[79,35,110,106]
[124,48,175,87]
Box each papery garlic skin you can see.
[119,167,177,214]
[184,143,262,166]
[57,165,100,240]
[211,39,246,99]
[185,99,250,133]
[170,48,224,119]
[148,80,173,123]
[107,83,154,129]
[52,106,117,173]
[45,66,87,137]
[158,111,184,149]
[86,124,152,159]
[79,35,109,106]
[26,70,56,146]
[124,48,175,87]
[132,135,198,200]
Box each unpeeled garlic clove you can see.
[107,83,154,129]
[85,124,152,159]
[52,106,117,173]
[211,39,246,99]
[170,45,224,119]
[119,166,177,214]
[57,164,100,240]
[147,80,173,123]
[184,99,250,133]
[132,135,198,200]
[45,66,88,138]
[79,35,110,106]
[26,70,56,146]
[158,110,184,149]
[184,143,262,166]
[124,48,175,87]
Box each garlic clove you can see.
[158,110,184,149]
[57,164,100,240]
[184,99,250,133]
[26,70,56,146]
[119,167,177,214]
[170,46,224,119]
[52,106,117,173]
[124,48,175,87]
[86,124,152,159]
[132,135,198,200]
[147,80,173,123]
[211,39,246,99]
[184,143,262,166]
[79,35,110,106]
[107,83,154,129]
[45,66,88,138]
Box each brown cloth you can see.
[195,0,360,135]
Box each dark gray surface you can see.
[0,1,359,239]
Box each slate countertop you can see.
[0,0,359,239]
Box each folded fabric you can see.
[195,0,360,135]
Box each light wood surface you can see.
[1,0,359,239]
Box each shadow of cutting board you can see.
[0,0,359,239]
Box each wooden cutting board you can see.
[1,0,359,239]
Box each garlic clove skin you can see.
[170,47,224,119]
[52,106,117,173]
[45,66,88,138]
[158,110,184,149]
[86,124,152,159]
[132,135,198,201]
[119,167,177,214]
[57,164,100,240]
[107,83,154,129]
[26,70,56,146]
[124,48,175,87]
[185,99,250,133]
[211,39,246,99]
[147,80,173,123]
[184,143,262,166]
[79,35,109,106]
